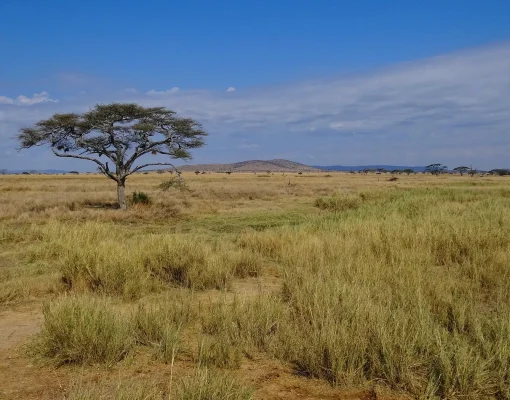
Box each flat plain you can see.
[1,171,509,399]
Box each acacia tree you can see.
[18,103,206,209]
[453,166,469,176]
[425,163,447,175]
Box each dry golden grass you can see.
[1,171,510,399]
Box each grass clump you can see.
[227,250,264,278]
[67,380,163,400]
[196,334,241,369]
[314,193,361,211]
[33,222,261,297]
[237,194,510,397]
[178,368,253,400]
[31,295,131,366]
[131,299,191,363]
[201,297,286,354]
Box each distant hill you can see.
[314,165,427,172]
[176,159,321,172]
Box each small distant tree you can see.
[225,171,232,175]
[298,172,303,175]
[453,166,469,176]
[468,166,478,177]
[403,168,414,175]
[17,103,206,209]
[391,169,402,175]
[0,169,7,175]
[195,170,200,175]
[68,171,79,175]
[489,169,510,176]
[156,169,165,174]
[425,164,447,175]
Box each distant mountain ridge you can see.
[314,165,427,172]
[177,159,320,172]
[1,169,69,174]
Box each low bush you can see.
[131,191,151,205]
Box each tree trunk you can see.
[117,182,127,210]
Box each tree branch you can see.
[124,137,174,170]
[51,148,118,182]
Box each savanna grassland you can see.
[1,171,510,399]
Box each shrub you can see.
[131,191,151,205]
[158,177,190,192]
[30,295,132,366]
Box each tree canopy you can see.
[425,164,447,175]
[18,103,206,209]
[453,166,470,176]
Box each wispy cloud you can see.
[146,87,180,95]
[0,91,58,106]
[237,143,259,149]
[226,87,236,92]
[2,43,510,169]
[0,96,14,105]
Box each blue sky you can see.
[1,0,510,170]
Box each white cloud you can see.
[226,87,236,92]
[3,42,510,169]
[16,92,58,105]
[146,87,180,95]
[0,96,14,105]
[0,92,58,106]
